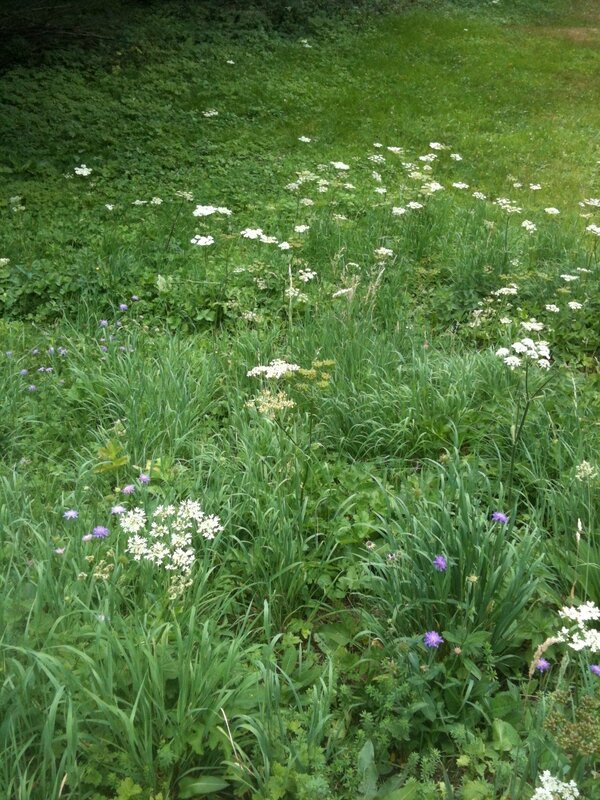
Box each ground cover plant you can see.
[1,0,600,798]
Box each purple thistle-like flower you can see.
[63,509,79,520]
[27,384,37,392]
[433,555,447,572]
[535,658,551,672]
[122,484,136,495]
[20,369,28,376]
[491,511,509,524]
[111,505,127,515]
[119,303,128,311]
[92,526,110,538]
[139,473,150,485]
[99,320,109,328]
[590,664,600,677]
[424,631,444,648]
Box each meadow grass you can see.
[1,1,600,798]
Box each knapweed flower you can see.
[139,473,150,485]
[92,526,110,538]
[491,511,509,524]
[99,320,109,328]
[63,509,79,520]
[433,555,447,572]
[119,303,128,311]
[424,631,444,648]
[111,505,127,514]
[122,484,136,495]
[590,664,600,676]
[535,658,551,672]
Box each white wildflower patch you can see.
[496,338,551,369]
[247,359,301,379]
[193,205,232,217]
[557,601,600,652]
[74,164,92,176]
[190,235,214,246]
[122,503,223,597]
[531,772,579,800]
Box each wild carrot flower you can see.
[190,235,214,246]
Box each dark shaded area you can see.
[0,0,412,70]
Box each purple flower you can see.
[63,509,79,520]
[48,346,55,355]
[535,658,551,673]
[19,369,28,376]
[92,526,110,538]
[139,473,150,485]
[119,303,128,311]
[111,505,127,515]
[100,346,108,353]
[27,384,37,392]
[122,484,136,495]
[58,347,68,357]
[99,320,109,328]
[433,555,447,572]
[424,631,444,648]
[590,664,600,677]
[491,511,509,524]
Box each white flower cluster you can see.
[74,164,92,176]
[247,359,301,379]
[530,771,579,800]
[122,502,223,578]
[496,338,551,370]
[193,205,232,217]
[557,601,600,652]
[495,197,522,214]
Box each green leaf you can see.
[358,738,378,799]
[178,776,229,797]
[492,718,521,751]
